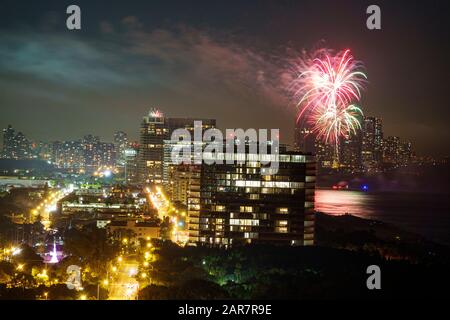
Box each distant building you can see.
[51,136,115,172]
[166,163,196,206]
[166,118,216,138]
[399,141,413,165]
[315,140,335,170]
[114,131,128,166]
[383,136,400,166]
[107,220,160,243]
[81,135,115,173]
[97,142,116,168]
[339,131,362,172]
[59,193,143,217]
[123,145,139,184]
[82,135,100,172]
[362,116,383,171]
[138,110,216,184]
[35,142,54,162]
[294,122,316,154]
[53,140,84,170]
[138,109,169,184]
[162,119,216,185]
[383,136,412,168]
[0,176,50,190]
[186,143,316,247]
[1,125,16,158]
[1,125,33,160]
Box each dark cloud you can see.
[0,21,290,145]
[0,0,449,156]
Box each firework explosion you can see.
[290,49,367,149]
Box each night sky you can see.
[0,0,449,156]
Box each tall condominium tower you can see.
[294,121,316,154]
[339,131,363,172]
[162,118,216,185]
[166,118,216,138]
[362,116,383,171]
[138,111,216,184]
[186,142,316,247]
[114,131,128,165]
[138,109,169,184]
[1,125,32,159]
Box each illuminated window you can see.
[249,194,259,200]
[277,207,289,214]
[230,219,259,226]
[240,206,253,213]
[244,232,258,239]
[275,227,288,233]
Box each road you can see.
[146,186,189,245]
[108,260,139,300]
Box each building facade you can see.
[294,122,316,154]
[139,111,216,184]
[114,131,129,166]
[361,116,383,171]
[138,109,169,184]
[339,131,363,172]
[1,125,33,159]
[186,147,316,247]
[383,136,412,168]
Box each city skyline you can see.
[0,0,449,156]
[1,0,449,303]
[0,110,420,178]
[0,109,426,159]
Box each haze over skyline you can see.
[0,0,449,156]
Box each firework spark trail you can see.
[290,49,367,150]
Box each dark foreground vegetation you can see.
[138,241,450,300]
[2,188,450,300]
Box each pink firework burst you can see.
[289,49,367,147]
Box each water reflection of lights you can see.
[315,190,376,218]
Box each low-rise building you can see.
[107,219,160,243]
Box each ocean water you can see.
[315,189,450,244]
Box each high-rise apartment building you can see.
[315,140,335,170]
[53,140,85,170]
[138,110,216,184]
[162,119,216,185]
[383,136,412,168]
[82,135,100,172]
[361,116,383,171]
[294,122,316,154]
[138,109,169,184]
[2,125,16,158]
[123,143,139,184]
[51,138,115,172]
[114,131,128,166]
[1,125,32,159]
[339,132,362,172]
[186,143,316,247]
[166,164,196,206]
[166,118,216,138]
[81,135,116,173]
